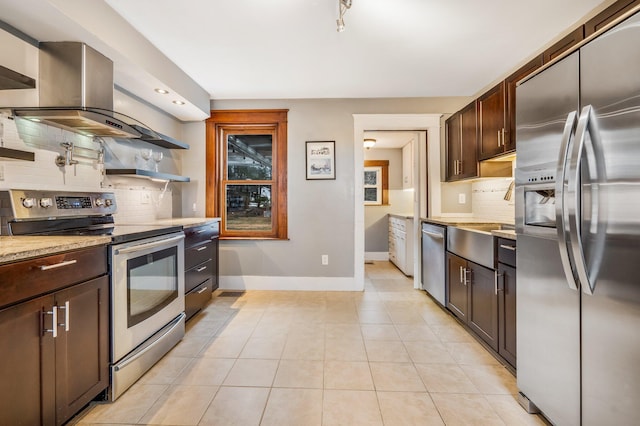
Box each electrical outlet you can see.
[322,255,329,265]
[458,193,466,204]
[141,192,151,205]
[0,165,4,181]
[192,202,197,212]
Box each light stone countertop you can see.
[389,213,414,220]
[492,229,517,241]
[0,235,111,265]
[422,217,517,241]
[127,217,220,229]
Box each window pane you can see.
[226,184,272,231]
[227,134,272,180]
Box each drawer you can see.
[185,278,212,321]
[497,238,516,267]
[185,241,213,270]
[185,259,213,293]
[185,222,219,247]
[0,245,108,309]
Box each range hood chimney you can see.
[12,42,142,139]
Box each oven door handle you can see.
[115,234,185,255]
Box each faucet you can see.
[504,180,515,201]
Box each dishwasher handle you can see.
[422,229,444,239]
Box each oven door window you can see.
[127,246,178,327]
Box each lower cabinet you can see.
[446,253,497,351]
[498,261,517,367]
[0,246,109,426]
[184,221,220,321]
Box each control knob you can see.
[40,198,53,208]
[95,198,105,207]
[104,199,113,207]
[22,198,36,208]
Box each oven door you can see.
[111,232,185,362]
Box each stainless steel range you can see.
[0,189,185,401]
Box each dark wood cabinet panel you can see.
[0,246,109,426]
[585,0,640,36]
[505,55,543,152]
[543,26,584,64]
[54,276,109,425]
[498,263,517,367]
[184,222,220,321]
[459,101,478,180]
[468,262,498,351]
[445,112,462,181]
[447,253,468,321]
[478,83,506,160]
[0,295,56,426]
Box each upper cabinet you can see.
[446,101,478,181]
[477,82,506,161]
[585,0,640,36]
[542,27,584,64]
[504,55,544,152]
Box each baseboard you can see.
[219,275,362,291]
[365,252,389,261]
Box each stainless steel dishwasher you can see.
[421,222,446,306]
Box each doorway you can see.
[353,114,442,291]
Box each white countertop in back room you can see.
[0,235,111,265]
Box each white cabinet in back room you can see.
[388,214,413,276]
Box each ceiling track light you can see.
[337,0,352,32]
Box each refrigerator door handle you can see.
[568,105,608,296]
[555,110,580,290]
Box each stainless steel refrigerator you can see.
[515,9,640,426]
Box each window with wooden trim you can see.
[206,110,288,239]
[364,160,389,205]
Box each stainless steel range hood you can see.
[11,42,142,139]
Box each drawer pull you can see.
[196,287,209,294]
[196,246,208,252]
[39,259,77,271]
[196,229,206,234]
[499,244,516,251]
[196,266,208,272]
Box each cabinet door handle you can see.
[45,306,58,338]
[501,128,506,147]
[459,266,464,283]
[39,259,77,271]
[196,265,208,272]
[495,272,505,295]
[196,246,208,252]
[497,130,501,147]
[196,229,206,234]
[58,301,70,332]
[499,244,516,251]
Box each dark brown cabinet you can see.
[505,55,543,152]
[585,0,640,36]
[445,101,478,181]
[496,238,517,368]
[184,221,220,321]
[447,253,468,321]
[543,27,584,64]
[478,82,506,160]
[446,252,497,351]
[0,246,109,426]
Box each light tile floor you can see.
[74,261,547,426]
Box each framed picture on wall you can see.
[364,166,382,205]
[306,141,336,180]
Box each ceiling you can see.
[364,131,417,149]
[104,0,605,99]
[0,0,608,114]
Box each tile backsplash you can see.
[0,112,174,223]
[471,178,515,223]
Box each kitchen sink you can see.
[447,224,509,269]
